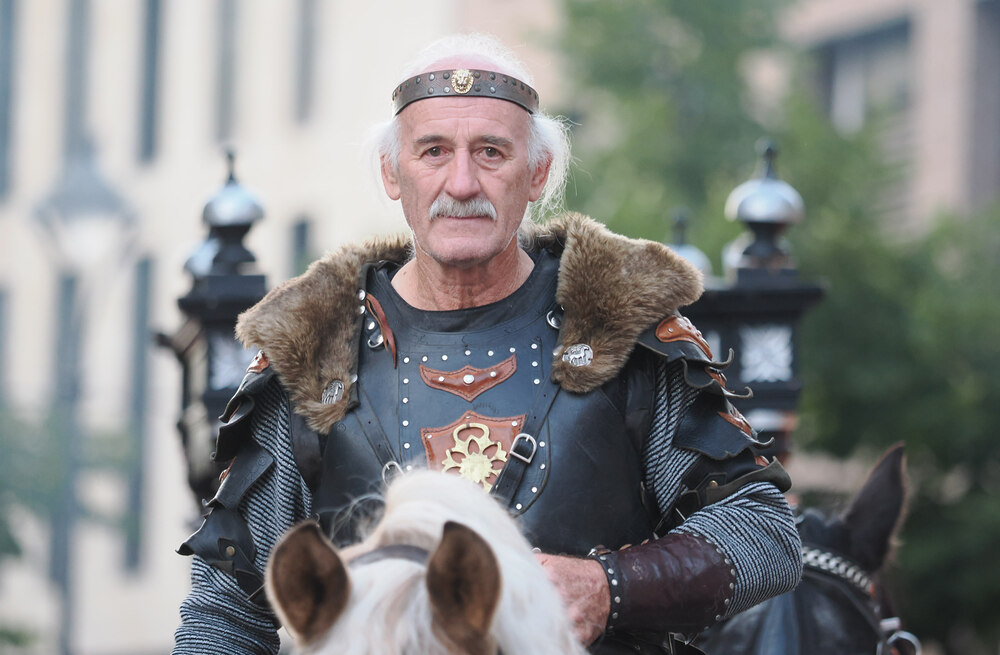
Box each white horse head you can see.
[265,471,586,655]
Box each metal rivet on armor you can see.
[403,443,410,449]
[428,73,435,80]
[490,371,497,378]
[533,379,540,384]
[438,376,444,382]
[357,289,366,301]
[488,350,494,356]
[608,568,615,575]
[611,579,618,586]
[715,615,723,622]
[463,374,475,384]
[225,545,236,557]
[375,334,384,346]
[444,86,451,93]
[668,327,674,333]
[612,612,619,620]
[403,378,409,384]
[515,503,523,510]
[724,558,732,566]
[539,441,546,447]
[358,305,365,314]
[724,598,730,605]
[422,356,428,362]
[350,373,358,384]
[427,88,434,95]
[442,354,448,361]
[531,486,538,493]
[509,347,516,353]
[406,465,413,471]
[402,397,409,404]
[402,420,409,427]
[465,349,471,356]
[490,86,496,93]
[729,582,735,589]
[367,321,376,330]
[511,420,518,426]
[531,343,538,349]
[532,361,538,367]
[403,357,410,364]
[615,596,621,604]
[731,569,737,577]
[540,464,546,470]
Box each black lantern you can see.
[159,152,267,503]
[681,140,824,460]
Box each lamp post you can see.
[682,140,825,459]
[34,142,133,655]
[159,152,266,505]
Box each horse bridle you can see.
[801,545,922,655]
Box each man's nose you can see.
[444,150,482,200]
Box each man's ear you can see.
[527,156,552,203]
[380,154,402,200]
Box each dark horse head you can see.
[697,444,921,655]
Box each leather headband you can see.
[392,68,539,115]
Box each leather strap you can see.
[489,375,560,510]
[352,382,398,472]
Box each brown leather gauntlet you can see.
[592,532,735,636]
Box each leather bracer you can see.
[593,532,734,636]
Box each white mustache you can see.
[428,193,498,220]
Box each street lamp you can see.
[159,152,267,505]
[34,141,133,655]
[682,140,824,459]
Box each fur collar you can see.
[236,213,703,433]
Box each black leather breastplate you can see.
[313,254,658,554]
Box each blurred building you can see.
[781,0,1000,230]
[0,1,561,653]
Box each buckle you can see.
[381,461,402,484]
[510,433,537,463]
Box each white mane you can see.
[268,471,585,655]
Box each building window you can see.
[294,0,317,123]
[215,0,237,142]
[815,21,911,134]
[0,0,17,198]
[291,216,314,276]
[970,0,1000,207]
[138,0,161,162]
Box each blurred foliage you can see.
[559,0,789,257]
[561,0,1000,651]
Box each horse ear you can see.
[841,443,907,571]
[265,521,350,646]
[426,520,501,654]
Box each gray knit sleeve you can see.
[642,359,802,618]
[173,380,313,654]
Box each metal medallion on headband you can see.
[452,69,474,94]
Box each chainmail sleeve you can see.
[173,379,313,654]
[641,358,801,619]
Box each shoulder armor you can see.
[178,439,275,606]
[214,353,278,462]
[674,392,771,458]
[636,314,751,400]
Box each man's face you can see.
[381,96,549,269]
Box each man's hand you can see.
[535,552,610,645]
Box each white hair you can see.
[369,33,572,221]
[303,472,586,655]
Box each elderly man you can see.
[174,34,801,654]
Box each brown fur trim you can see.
[534,214,704,392]
[236,214,702,433]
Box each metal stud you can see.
[438,376,444,382]
[422,356,428,362]
[402,420,409,427]
[487,350,494,356]
[531,343,538,350]
[515,503,522,510]
[403,443,410,449]
[402,397,409,404]
[441,354,448,361]
[463,374,475,384]
[357,289,366,301]
[403,356,410,364]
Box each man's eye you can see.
[425,146,443,157]
[483,147,500,158]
